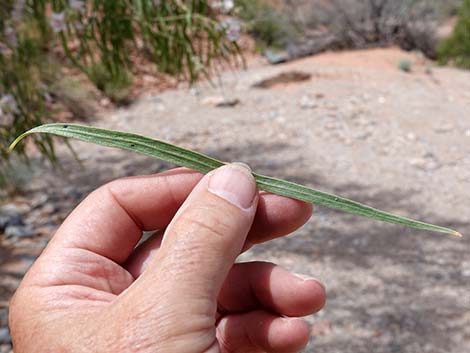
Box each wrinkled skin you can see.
[10,165,326,353]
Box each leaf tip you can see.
[9,135,23,152]
[8,128,35,152]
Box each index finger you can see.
[47,168,203,263]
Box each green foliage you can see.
[1,0,241,189]
[1,16,56,183]
[438,0,470,69]
[50,0,241,96]
[235,0,296,49]
[88,63,132,102]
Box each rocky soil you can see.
[1,47,469,353]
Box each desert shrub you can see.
[0,0,242,190]
[88,63,132,103]
[398,59,413,72]
[438,0,470,69]
[235,0,297,49]
[306,0,445,57]
[254,0,459,60]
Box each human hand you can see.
[9,164,326,353]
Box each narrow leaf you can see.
[10,123,461,238]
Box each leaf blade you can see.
[10,123,461,238]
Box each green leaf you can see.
[10,123,462,238]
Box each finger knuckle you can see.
[177,206,233,239]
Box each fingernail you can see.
[208,163,256,210]
[294,273,326,290]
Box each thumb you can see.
[132,163,258,304]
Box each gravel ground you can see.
[1,47,469,352]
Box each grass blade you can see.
[10,123,461,238]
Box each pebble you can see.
[200,96,224,106]
[0,328,10,344]
[99,97,111,107]
[153,103,166,112]
[0,204,22,218]
[216,98,240,108]
[434,124,454,133]
[30,195,49,209]
[0,217,8,232]
[299,95,317,109]
[461,261,470,278]
[0,345,11,353]
[4,225,34,238]
[324,122,338,130]
[0,204,24,231]
[355,131,372,140]
[408,153,440,171]
[200,96,240,108]
[465,129,470,137]
[142,74,157,84]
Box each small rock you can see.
[142,74,157,84]
[63,187,84,201]
[299,95,317,109]
[434,124,454,134]
[409,153,440,171]
[406,132,417,141]
[0,204,22,218]
[31,195,49,209]
[409,158,427,169]
[268,111,279,120]
[201,96,223,106]
[0,217,8,232]
[324,122,337,130]
[378,96,386,104]
[264,49,289,65]
[4,225,34,238]
[465,129,470,137]
[0,345,11,353]
[100,97,111,107]
[216,98,240,108]
[40,203,60,215]
[0,328,10,344]
[154,103,166,112]
[4,213,22,227]
[461,261,470,277]
[201,96,240,108]
[355,131,372,140]
[310,320,332,336]
[353,238,369,247]
[142,95,163,103]
[0,204,24,230]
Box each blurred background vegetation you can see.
[0,0,241,189]
[1,0,469,191]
